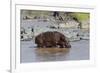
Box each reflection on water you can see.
[20,40,89,63]
[34,48,70,62]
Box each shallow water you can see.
[20,40,89,63]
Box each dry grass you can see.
[35,48,70,54]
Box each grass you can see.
[70,12,90,21]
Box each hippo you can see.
[35,31,71,48]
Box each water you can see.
[20,40,89,63]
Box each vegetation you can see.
[70,12,90,21]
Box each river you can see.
[20,40,89,63]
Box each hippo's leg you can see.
[56,45,60,48]
[58,42,71,48]
[58,43,64,48]
[44,42,52,48]
[65,44,71,48]
[59,42,66,48]
[37,43,44,48]
[52,42,57,48]
[37,44,42,48]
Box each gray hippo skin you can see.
[35,31,71,48]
